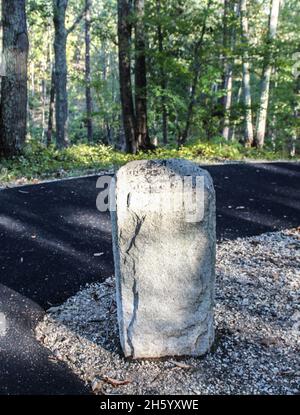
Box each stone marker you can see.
[111,159,216,359]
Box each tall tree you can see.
[156,0,168,145]
[85,0,93,142]
[221,0,237,141]
[240,0,254,146]
[118,0,136,153]
[256,0,280,148]
[134,0,151,150]
[290,58,300,156]
[180,0,212,146]
[0,0,29,158]
[47,65,56,146]
[53,0,87,148]
[53,0,69,148]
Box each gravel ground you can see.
[36,229,300,395]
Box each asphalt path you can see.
[0,162,299,394]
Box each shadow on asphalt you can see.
[0,284,91,395]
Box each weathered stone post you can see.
[111,159,216,359]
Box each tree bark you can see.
[221,0,236,141]
[240,0,254,147]
[290,68,300,156]
[156,0,168,145]
[0,0,29,158]
[256,0,280,148]
[41,78,47,141]
[53,0,69,148]
[85,0,93,142]
[47,66,56,147]
[222,64,234,141]
[118,0,137,154]
[134,0,151,150]
[230,81,242,141]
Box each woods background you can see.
[0,0,299,164]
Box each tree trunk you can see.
[118,0,137,154]
[290,67,300,156]
[240,0,254,147]
[256,0,280,148]
[47,66,56,147]
[222,65,234,141]
[53,0,69,148]
[0,0,28,158]
[134,0,152,150]
[230,81,242,141]
[221,0,236,141]
[180,0,212,146]
[156,0,168,145]
[0,10,3,90]
[41,79,47,141]
[85,0,93,142]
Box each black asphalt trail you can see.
[0,162,299,395]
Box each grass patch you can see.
[0,140,298,186]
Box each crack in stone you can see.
[127,278,139,358]
[126,213,146,255]
[125,213,145,357]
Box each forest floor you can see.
[0,141,299,188]
[0,162,299,394]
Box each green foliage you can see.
[0,141,297,186]
[23,0,300,153]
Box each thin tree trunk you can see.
[221,1,237,141]
[256,0,280,148]
[118,0,136,154]
[180,0,212,146]
[0,0,29,158]
[47,66,56,147]
[53,0,69,148]
[222,66,234,141]
[220,0,229,133]
[230,81,242,141]
[290,68,300,156]
[240,0,254,147]
[156,0,168,145]
[41,79,47,140]
[268,67,277,150]
[0,10,3,90]
[134,0,152,150]
[85,0,93,142]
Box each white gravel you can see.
[36,228,300,395]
